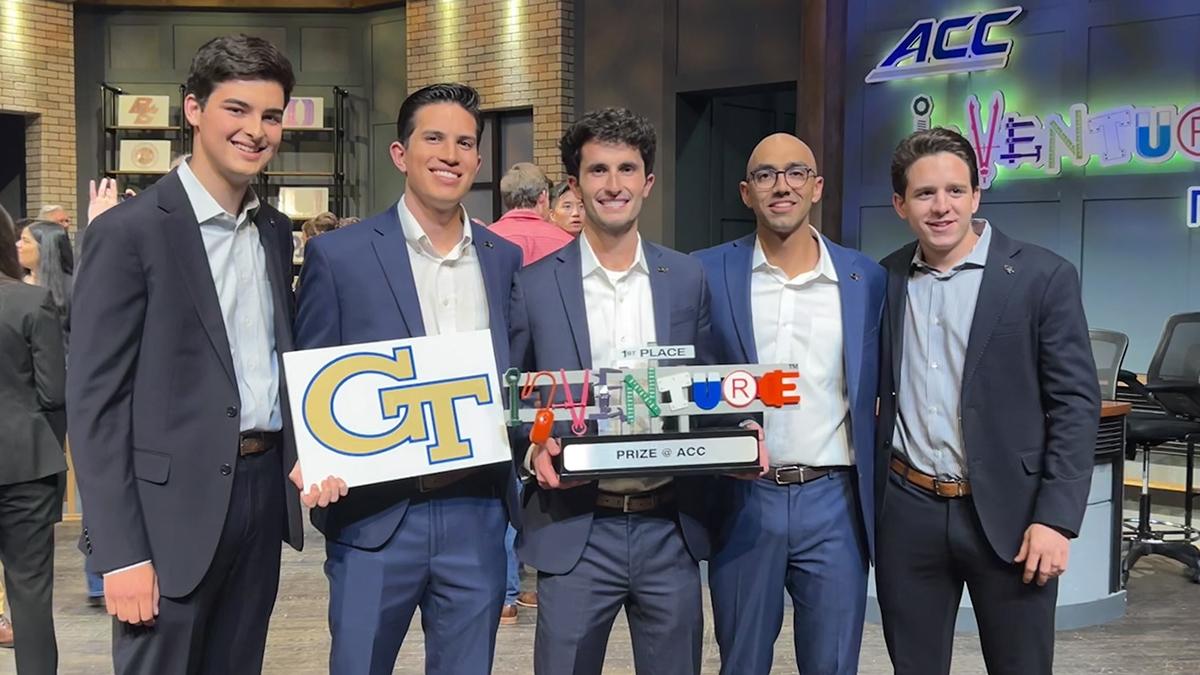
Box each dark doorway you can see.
[0,114,26,219]
[675,83,796,253]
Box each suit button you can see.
[220,463,232,476]
[226,406,238,418]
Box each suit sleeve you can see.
[28,290,66,412]
[66,217,153,573]
[1032,260,1101,537]
[293,239,342,350]
[506,272,536,469]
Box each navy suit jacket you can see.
[694,232,886,560]
[508,237,717,574]
[67,171,303,598]
[877,227,1100,562]
[293,203,523,549]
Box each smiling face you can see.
[16,227,38,271]
[390,102,481,214]
[892,151,982,267]
[571,140,654,238]
[184,79,285,189]
[740,133,824,238]
[552,189,584,235]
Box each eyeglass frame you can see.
[745,164,817,191]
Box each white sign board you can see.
[283,331,511,488]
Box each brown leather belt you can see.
[413,467,480,494]
[890,457,971,498]
[239,431,281,457]
[596,486,676,513]
[766,465,848,485]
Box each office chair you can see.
[1090,329,1129,401]
[1119,313,1200,585]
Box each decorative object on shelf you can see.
[277,186,330,220]
[292,232,305,265]
[116,94,171,128]
[119,139,172,173]
[284,96,324,129]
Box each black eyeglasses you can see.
[747,166,815,191]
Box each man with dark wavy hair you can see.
[509,107,719,674]
[68,35,302,674]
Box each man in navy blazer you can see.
[875,128,1099,675]
[68,36,303,674]
[509,108,717,675]
[293,84,523,675]
[694,133,885,674]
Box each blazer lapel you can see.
[827,239,865,406]
[724,234,758,363]
[962,229,1020,391]
[554,240,592,368]
[159,173,238,389]
[887,242,918,390]
[473,229,511,370]
[255,209,294,353]
[646,242,673,344]
[370,204,426,338]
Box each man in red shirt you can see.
[489,162,573,266]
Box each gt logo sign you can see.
[865,6,1023,83]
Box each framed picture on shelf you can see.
[119,139,173,173]
[278,187,330,220]
[284,97,324,129]
[116,95,171,128]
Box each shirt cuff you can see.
[103,560,151,577]
[521,443,536,478]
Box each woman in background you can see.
[549,180,583,236]
[16,221,73,347]
[0,204,67,675]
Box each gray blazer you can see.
[0,278,67,486]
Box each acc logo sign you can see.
[303,346,492,463]
[865,6,1023,83]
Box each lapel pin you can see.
[850,272,861,281]
[657,266,669,273]
[484,240,495,248]
[1004,264,1015,275]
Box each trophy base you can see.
[557,428,760,481]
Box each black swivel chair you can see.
[1118,313,1200,584]
[1090,329,1129,401]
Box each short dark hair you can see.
[560,107,656,179]
[891,127,979,197]
[549,180,573,207]
[185,34,296,108]
[395,83,483,145]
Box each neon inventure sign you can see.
[865,6,1023,83]
[947,91,1200,189]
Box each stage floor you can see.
[2,519,1197,674]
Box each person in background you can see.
[0,203,68,675]
[488,162,573,266]
[300,211,339,244]
[548,181,583,236]
[17,222,73,345]
[36,206,70,230]
[336,216,360,228]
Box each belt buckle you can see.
[932,477,963,498]
[773,465,800,485]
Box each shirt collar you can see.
[751,225,839,283]
[912,218,991,272]
[579,230,648,280]
[176,157,259,227]
[396,193,473,259]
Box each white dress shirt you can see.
[578,232,671,495]
[396,194,490,336]
[177,159,281,433]
[751,227,853,467]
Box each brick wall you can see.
[407,0,573,177]
[0,0,77,227]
